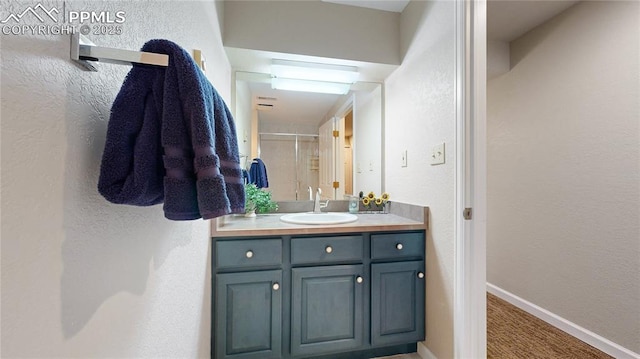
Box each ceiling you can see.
[323,0,579,42]
[247,81,343,126]
[488,0,578,42]
[322,0,410,13]
[223,0,581,60]
[228,0,579,127]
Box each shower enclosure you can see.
[258,132,319,201]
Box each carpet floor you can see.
[378,293,613,359]
[487,293,613,358]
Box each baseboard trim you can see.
[417,342,437,359]
[487,283,640,359]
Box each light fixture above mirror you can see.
[271,78,351,95]
[270,59,359,95]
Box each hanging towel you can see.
[249,158,269,189]
[242,169,251,185]
[98,39,245,220]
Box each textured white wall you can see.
[234,80,252,161]
[1,1,230,357]
[386,1,457,358]
[354,85,382,195]
[487,1,640,353]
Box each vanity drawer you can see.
[371,232,424,260]
[215,239,282,269]
[291,235,363,265]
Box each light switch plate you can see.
[431,143,445,165]
[401,150,408,167]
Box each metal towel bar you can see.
[70,33,169,72]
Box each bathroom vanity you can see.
[211,204,428,359]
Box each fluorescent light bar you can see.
[272,59,359,84]
[271,78,351,95]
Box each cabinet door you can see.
[371,261,425,346]
[291,265,365,357]
[215,270,282,359]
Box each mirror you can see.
[233,71,383,201]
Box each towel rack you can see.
[70,34,169,72]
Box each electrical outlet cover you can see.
[431,143,445,165]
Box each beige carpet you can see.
[378,293,613,359]
[487,293,613,358]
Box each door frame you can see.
[454,0,487,358]
[334,95,355,199]
[320,96,354,200]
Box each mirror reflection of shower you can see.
[233,71,383,201]
[258,132,319,201]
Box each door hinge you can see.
[333,181,340,189]
[332,130,339,138]
[463,208,472,220]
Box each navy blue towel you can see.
[249,158,269,189]
[98,39,245,220]
[242,169,251,185]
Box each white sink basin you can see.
[280,212,358,225]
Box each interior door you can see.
[318,119,334,199]
[318,117,345,200]
[334,116,346,200]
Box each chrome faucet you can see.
[313,188,329,214]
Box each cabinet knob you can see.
[325,246,333,254]
[417,272,425,279]
[356,276,364,284]
[245,250,254,259]
[272,282,280,291]
[396,243,403,250]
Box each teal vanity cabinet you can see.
[370,232,425,346]
[290,235,365,357]
[214,238,283,359]
[213,230,425,359]
[291,265,365,356]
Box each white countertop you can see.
[211,208,427,238]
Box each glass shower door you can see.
[258,133,319,201]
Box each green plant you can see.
[244,183,278,214]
